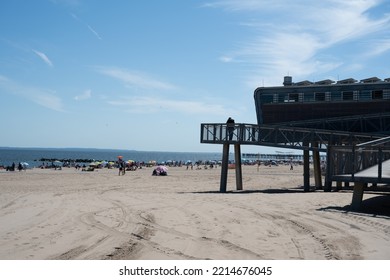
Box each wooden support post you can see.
[351,182,365,211]
[303,148,310,192]
[220,143,230,193]
[336,181,342,191]
[324,146,333,192]
[312,143,322,190]
[234,144,243,191]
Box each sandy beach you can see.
[0,164,389,260]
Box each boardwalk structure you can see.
[201,76,390,210]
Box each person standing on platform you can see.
[226,117,235,141]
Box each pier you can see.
[201,76,390,210]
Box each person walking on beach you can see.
[122,160,126,175]
[226,117,235,141]
[118,159,125,175]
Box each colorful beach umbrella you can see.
[155,165,168,172]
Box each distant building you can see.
[254,76,390,124]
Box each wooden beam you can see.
[351,182,365,211]
[220,143,230,193]
[234,144,243,190]
[312,143,322,190]
[303,148,310,192]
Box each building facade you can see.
[254,76,390,125]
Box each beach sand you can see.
[0,164,389,260]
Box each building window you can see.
[384,90,390,99]
[315,92,326,101]
[261,94,274,104]
[360,90,371,100]
[288,93,299,102]
[372,90,383,99]
[342,91,354,100]
[330,91,342,101]
[303,92,314,102]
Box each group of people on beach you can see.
[4,162,25,172]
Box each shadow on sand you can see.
[318,194,390,218]
[183,186,306,195]
[182,187,390,218]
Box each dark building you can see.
[254,76,390,125]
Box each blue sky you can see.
[1,0,390,153]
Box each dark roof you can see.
[337,78,358,84]
[360,77,381,83]
[314,79,335,85]
[294,80,313,86]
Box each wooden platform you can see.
[333,160,390,210]
[333,159,390,184]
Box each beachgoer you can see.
[226,117,235,141]
[118,159,123,175]
[122,161,126,175]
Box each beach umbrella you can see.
[156,165,168,172]
[153,165,168,176]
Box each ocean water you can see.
[0,147,222,168]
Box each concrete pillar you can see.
[303,149,310,192]
[220,143,230,193]
[351,182,365,211]
[234,144,243,190]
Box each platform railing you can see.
[328,136,390,184]
[200,123,261,144]
[201,123,382,151]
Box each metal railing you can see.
[328,136,390,184]
[201,123,382,151]
[200,123,260,145]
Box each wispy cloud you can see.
[365,39,390,56]
[95,66,234,115]
[95,66,177,91]
[86,24,102,40]
[74,89,92,101]
[71,13,102,40]
[206,0,390,85]
[32,49,53,67]
[108,96,230,115]
[0,75,64,112]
